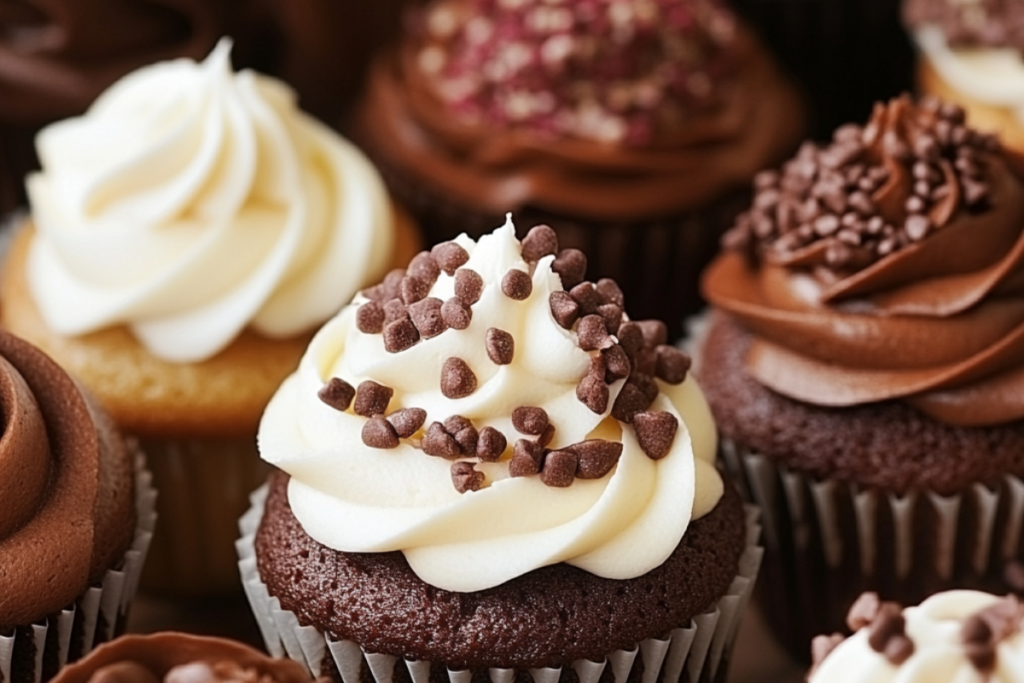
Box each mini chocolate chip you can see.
[387,408,426,438]
[549,291,580,329]
[866,603,905,652]
[444,415,473,434]
[631,373,660,401]
[408,297,447,338]
[611,382,651,423]
[486,328,515,365]
[847,592,882,631]
[589,354,606,382]
[521,224,559,262]
[422,422,461,458]
[574,440,623,479]
[384,318,420,353]
[552,248,587,289]
[451,461,485,493]
[541,449,578,487]
[476,426,507,461]
[356,301,385,334]
[501,268,533,300]
[569,282,601,314]
[408,251,441,285]
[401,275,431,304]
[383,298,409,325]
[576,374,609,414]
[595,278,624,306]
[512,406,549,435]
[354,381,393,417]
[616,321,644,356]
[454,427,479,455]
[635,320,668,347]
[965,641,996,673]
[441,297,472,330]
[365,269,405,302]
[454,268,484,305]
[537,423,555,447]
[362,416,399,449]
[883,635,914,665]
[577,315,612,351]
[318,377,355,411]
[655,345,691,384]
[509,439,546,477]
[441,357,477,398]
[602,345,631,382]
[633,411,678,459]
[431,241,470,275]
[962,614,992,645]
[596,303,623,334]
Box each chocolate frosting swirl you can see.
[0,331,135,630]
[704,96,1024,427]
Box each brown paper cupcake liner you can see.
[0,449,156,683]
[237,485,763,683]
[719,439,1024,662]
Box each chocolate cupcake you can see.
[0,330,155,683]
[239,220,762,682]
[698,95,1024,661]
[351,0,807,336]
[904,0,1024,153]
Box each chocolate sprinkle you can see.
[576,374,609,414]
[422,422,461,458]
[440,357,478,398]
[655,345,691,384]
[454,268,484,305]
[318,377,356,412]
[387,408,427,438]
[441,297,472,330]
[476,426,507,461]
[632,411,678,459]
[552,248,587,289]
[362,416,399,449]
[451,461,485,493]
[573,440,624,479]
[540,450,577,487]
[408,297,447,338]
[408,251,440,285]
[577,315,612,351]
[431,241,470,275]
[521,224,559,262]
[501,268,533,300]
[509,439,546,477]
[549,291,580,329]
[356,301,385,334]
[486,328,515,365]
[384,318,420,353]
[511,406,549,436]
[353,381,393,417]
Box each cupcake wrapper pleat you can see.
[0,449,156,683]
[237,485,762,683]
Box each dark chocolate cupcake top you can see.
[258,219,721,592]
[703,95,1024,427]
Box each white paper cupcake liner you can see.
[0,448,156,683]
[237,484,762,683]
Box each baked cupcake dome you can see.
[698,95,1024,659]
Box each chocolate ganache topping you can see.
[904,0,1024,56]
[354,0,806,221]
[0,331,135,631]
[704,96,1024,427]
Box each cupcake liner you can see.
[0,449,156,683]
[720,439,1024,661]
[139,436,270,597]
[237,485,763,683]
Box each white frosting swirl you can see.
[914,25,1024,124]
[810,591,1024,683]
[25,39,395,363]
[258,219,722,592]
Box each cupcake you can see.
[697,94,1024,660]
[0,39,419,597]
[48,633,324,683]
[238,220,762,682]
[0,330,155,683]
[351,0,807,336]
[904,0,1024,153]
[809,590,1024,682]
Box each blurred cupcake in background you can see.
[0,39,419,597]
[905,0,1024,153]
[352,0,807,336]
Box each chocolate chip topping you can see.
[441,297,472,330]
[387,408,427,438]
[611,382,651,423]
[961,596,1024,674]
[501,268,533,300]
[444,417,478,455]
[454,268,484,305]
[549,291,580,329]
[596,303,623,335]
[636,320,668,348]
[431,241,470,275]
[356,301,385,334]
[451,461,485,493]
[353,381,393,417]
[540,450,577,488]
[408,251,441,285]
[633,411,678,459]
[569,282,601,314]
[422,422,461,458]
[809,633,845,676]
[537,423,556,448]
[363,269,405,302]
[602,345,631,382]
[318,377,355,412]
[362,416,400,449]
[866,603,914,665]
[655,345,691,384]
[383,298,409,325]
[595,278,624,307]
[847,592,882,631]
[616,321,644,356]
[401,275,431,305]
[509,439,547,477]
[476,426,507,461]
[408,297,447,339]
[486,328,515,365]
[521,224,559,262]
[576,374,609,414]
[440,357,478,398]
[552,248,587,289]
[384,318,420,353]
[576,314,612,351]
[573,440,624,479]
[444,415,473,434]
[511,406,549,436]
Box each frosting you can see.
[809,591,1024,683]
[354,0,806,221]
[703,96,1024,427]
[259,219,721,592]
[25,39,395,363]
[0,331,135,631]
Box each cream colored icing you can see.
[258,219,720,592]
[915,25,1024,123]
[25,39,395,363]
[810,591,1024,683]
